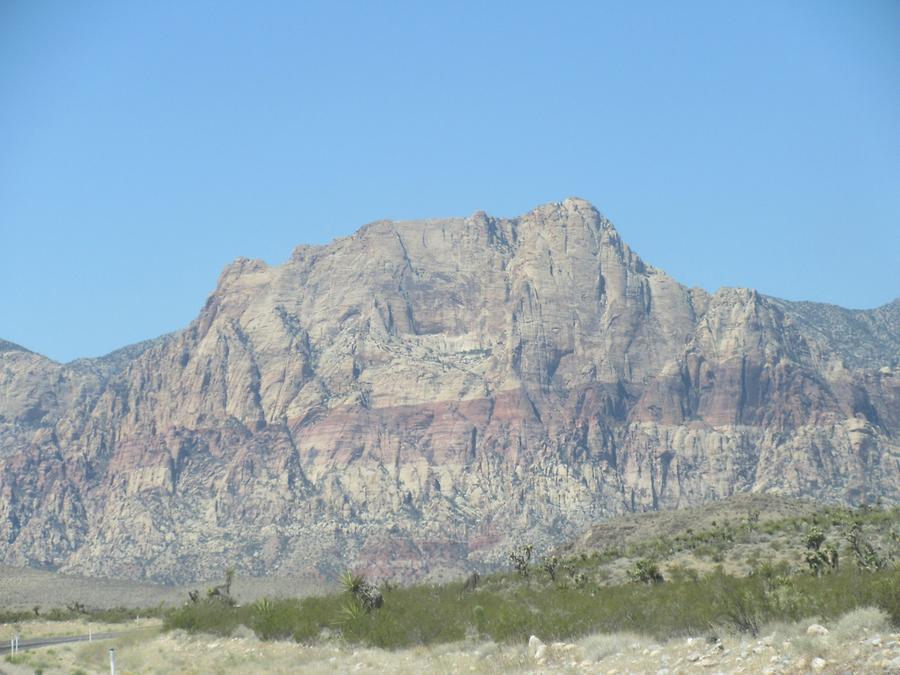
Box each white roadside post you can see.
[109,647,116,675]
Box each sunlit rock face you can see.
[1,198,897,583]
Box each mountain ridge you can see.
[1,198,897,583]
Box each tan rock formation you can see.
[1,198,897,582]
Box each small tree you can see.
[803,527,838,576]
[846,521,888,572]
[460,571,480,594]
[207,566,237,606]
[746,509,761,528]
[508,544,534,578]
[541,556,560,582]
[804,527,826,551]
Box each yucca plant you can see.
[339,570,383,613]
[340,570,365,596]
[335,598,367,625]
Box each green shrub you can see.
[627,559,664,584]
[875,567,900,627]
[163,598,248,635]
[160,566,899,648]
[666,563,699,584]
[711,572,764,635]
[250,598,304,640]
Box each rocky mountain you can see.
[1,198,897,584]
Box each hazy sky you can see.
[2,1,898,362]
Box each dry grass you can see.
[0,617,160,640]
[4,608,898,674]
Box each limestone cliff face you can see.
[1,199,897,583]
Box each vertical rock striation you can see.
[1,198,897,582]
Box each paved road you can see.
[1,631,126,655]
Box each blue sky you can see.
[1,1,898,362]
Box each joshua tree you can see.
[461,571,480,594]
[508,544,534,577]
[207,566,237,606]
[846,521,888,572]
[541,556,560,582]
[746,509,761,528]
[803,527,838,576]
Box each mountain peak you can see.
[522,196,605,222]
[2,200,897,583]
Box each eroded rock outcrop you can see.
[1,198,897,582]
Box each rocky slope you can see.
[1,198,897,583]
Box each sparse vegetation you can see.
[155,499,898,649]
[160,562,899,648]
[4,497,898,664]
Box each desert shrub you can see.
[290,596,339,643]
[0,605,162,625]
[163,598,248,635]
[0,609,33,623]
[666,563,698,584]
[712,573,764,635]
[338,583,467,647]
[250,598,306,640]
[90,606,164,622]
[627,558,664,584]
[752,559,795,594]
[159,546,899,649]
[875,566,900,627]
